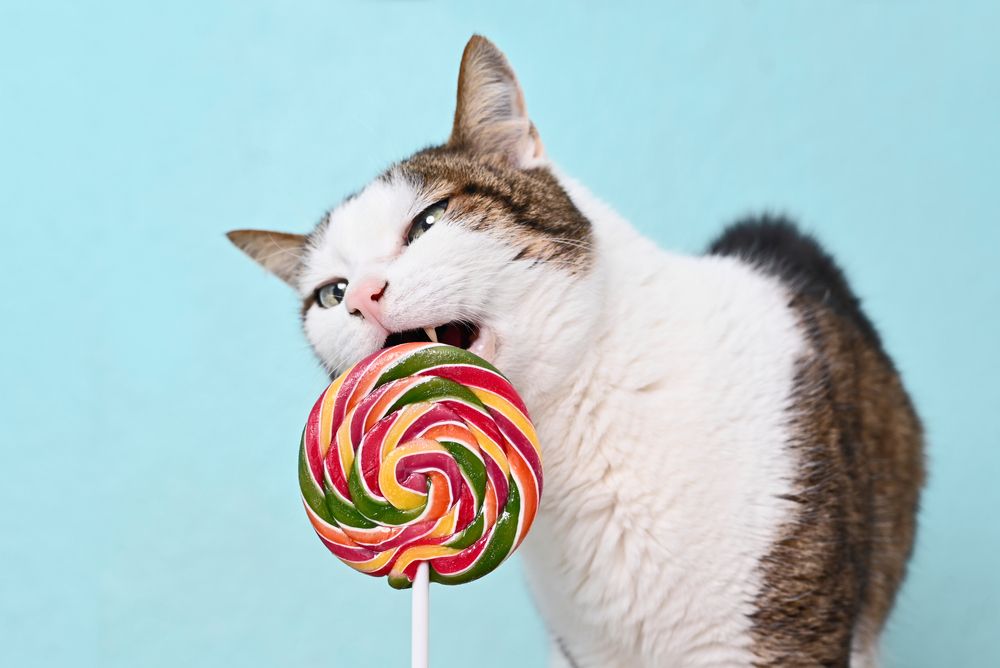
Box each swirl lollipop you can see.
[298,342,543,591]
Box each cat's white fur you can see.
[299,168,601,404]
[293,164,868,666]
[527,173,804,667]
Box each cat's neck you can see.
[526,168,675,498]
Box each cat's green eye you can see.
[315,279,348,308]
[406,200,448,244]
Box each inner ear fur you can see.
[226,229,307,286]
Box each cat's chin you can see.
[380,321,497,363]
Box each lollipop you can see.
[298,342,543,591]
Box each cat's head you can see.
[228,36,599,404]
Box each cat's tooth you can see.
[424,327,438,343]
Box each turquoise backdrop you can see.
[3,1,997,666]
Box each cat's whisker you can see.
[546,237,596,251]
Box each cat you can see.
[228,35,924,667]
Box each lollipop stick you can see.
[411,562,429,668]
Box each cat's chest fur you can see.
[519,219,806,667]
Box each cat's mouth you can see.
[382,322,496,360]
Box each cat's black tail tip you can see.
[707,214,882,347]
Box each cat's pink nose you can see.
[346,277,387,325]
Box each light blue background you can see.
[2,1,997,666]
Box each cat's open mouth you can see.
[382,321,496,360]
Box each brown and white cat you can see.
[228,36,924,667]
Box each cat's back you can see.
[705,216,925,665]
[538,179,923,666]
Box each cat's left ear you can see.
[448,35,545,168]
[226,229,307,287]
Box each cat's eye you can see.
[406,200,448,244]
[315,279,349,308]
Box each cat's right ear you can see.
[448,35,544,168]
[226,229,307,287]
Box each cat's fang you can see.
[423,327,438,343]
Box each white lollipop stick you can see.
[411,562,429,668]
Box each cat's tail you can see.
[706,215,882,349]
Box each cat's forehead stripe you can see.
[397,147,594,271]
[303,146,595,286]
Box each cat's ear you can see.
[226,229,307,287]
[448,35,544,167]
